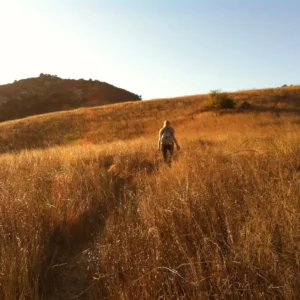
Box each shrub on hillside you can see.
[205,89,236,109]
[237,101,252,110]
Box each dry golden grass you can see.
[0,86,300,299]
[0,85,299,153]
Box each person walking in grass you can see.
[157,120,180,166]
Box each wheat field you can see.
[0,87,300,299]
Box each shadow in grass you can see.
[40,170,135,300]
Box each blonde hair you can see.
[163,120,170,128]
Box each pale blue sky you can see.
[0,0,299,99]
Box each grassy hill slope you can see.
[0,85,300,299]
[0,85,299,153]
[0,74,141,123]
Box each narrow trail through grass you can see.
[1,86,300,299]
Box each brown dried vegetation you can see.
[0,74,141,123]
[0,85,300,299]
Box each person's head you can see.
[163,120,170,127]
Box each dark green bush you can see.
[205,89,236,109]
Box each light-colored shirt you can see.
[158,126,179,149]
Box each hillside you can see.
[0,85,299,153]
[0,74,141,123]
[1,85,300,299]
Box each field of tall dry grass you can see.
[1,86,300,299]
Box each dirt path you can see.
[42,174,131,299]
[42,211,106,300]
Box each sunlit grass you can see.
[0,86,300,298]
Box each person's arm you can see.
[172,129,180,150]
[157,129,162,150]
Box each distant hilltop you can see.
[0,74,141,123]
